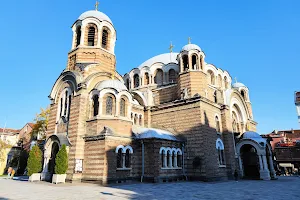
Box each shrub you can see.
[55,144,68,174]
[27,145,42,176]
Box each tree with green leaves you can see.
[27,145,42,176]
[0,140,11,163]
[55,144,68,174]
[30,107,50,141]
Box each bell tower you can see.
[177,39,207,98]
[67,4,117,76]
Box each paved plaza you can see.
[0,176,299,200]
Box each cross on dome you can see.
[95,1,99,11]
[188,37,192,44]
[169,42,174,53]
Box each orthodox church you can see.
[42,4,276,184]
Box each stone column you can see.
[238,155,244,176]
[174,155,178,168]
[98,97,103,116]
[41,152,50,181]
[169,154,172,168]
[259,155,263,170]
[188,54,192,71]
[269,156,276,179]
[164,154,167,168]
[180,57,183,72]
[115,98,120,116]
[80,26,85,46]
[262,155,269,170]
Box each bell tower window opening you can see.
[92,95,99,117]
[67,95,72,120]
[76,26,81,47]
[59,98,63,117]
[126,79,130,89]
[214,91,217,103]
[183,55,189,71]
[64,91,68,116]
[88,27,96,46]
[192,55,197,70]
[102,29,108,49]
[241,90,246,100]
[215,116,221,133]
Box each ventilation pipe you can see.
[140,140,144,182]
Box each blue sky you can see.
[0,0,299,133]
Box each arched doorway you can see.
[240,144,260,179]
[48,142,59,178]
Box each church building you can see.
[42,4,276,184]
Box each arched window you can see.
[92,95,99,117]
[169,69,176,83]
[59,98,63,117]
[167,150,170,167]
[120,98,126,117]
[88,27,96,46]
[139,115,142,126]
[144,73,149,85]
[218,75,222,87]
[232,120,237,133]
[192,55,197,70]
[183,55,189,71]
[133,74,139,88]
[76,26,81,47]
[116,145,133,169]
[214,91,217,103]
[241,90,246,100]
[215,116,221,133]
[224,77,228,89]
[126,79,130,89]
[134,114,138,125]
[64,91,68,116]
[117,148,122,168]
[154,69,163,85]
[67,95,72,120]
[161,150,165,167]
[102,29,108,49]
[125,149,131,168]
[216,139,225,165]
[208,70,215,85]
[106,96,113,115]
[177,150,182,168]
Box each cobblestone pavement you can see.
[0,176,299,200]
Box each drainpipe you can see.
[141,140,144,182]
[182,143,188,180]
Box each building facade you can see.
[42,7,276,184]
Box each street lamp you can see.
[295,91,300,126]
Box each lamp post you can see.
[295,91,300,126]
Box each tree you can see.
[31,107,50,140]
[55,145,68,174]
[27,145,42,176]
[0,140,11,163]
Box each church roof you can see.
[138,53,178,69]
[181,44,201,52]
[132,126,180,141]
[78,10,113,24]
[95,80,127,92]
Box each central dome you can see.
[78,10,113,24]
[138,53,178,69]
[181,44,201,52]
[232,82,246,88]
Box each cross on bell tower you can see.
[95,1,99,11]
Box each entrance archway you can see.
[240,144,260,179]
[47,142,59,182]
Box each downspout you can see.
[141,140,144,182]
[182,143,188,180]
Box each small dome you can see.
[243,131,262,139]
[78,10,113,24]
[181,44,201,52]
[95,80,127,92]
[232,82,246,88]
[243,131,266,144]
